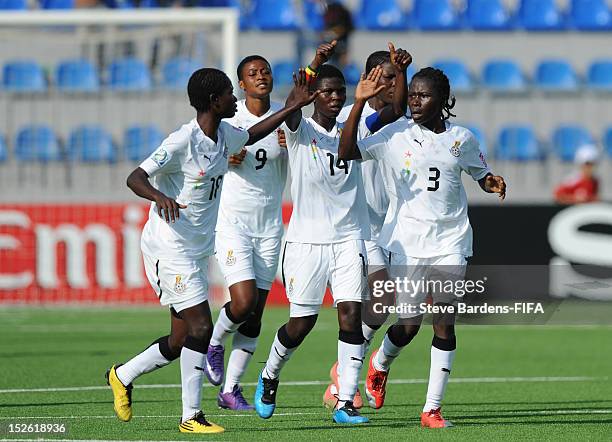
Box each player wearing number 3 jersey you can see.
[339,67,507,428]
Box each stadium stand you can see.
[67,125,116,163]
[108,58,152,92]
[466,0,515,31]
[124,124,164,162]
[535,59,579,91]
[496,125,545,161]
[519,0,567,30]
[571,0,612,31]
[15,125,62,162]
[604,126,612,157]
[481,59,527,92]
[252,0,298,30]
[0,0,26,9]
[587,59,612,90]
[464,124,487,155]
[272,59,300,86]
[41,0,75,9]
[56,59,100,93]
[162,57,202,91]
[0,134,7,162]
[357,0,409,30]
[552,125,595,162]
[413,0,462,30]
[431,59,473,92]
[2,60,47,93]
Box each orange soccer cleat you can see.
[327,361,364,409]
[420,407,453,428]
[364,350,388,409]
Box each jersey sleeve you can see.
[459,133,491,181]
[222,122,250,155]
[357,127,391,161]
[139,134,184,177]
[282,117,303,151]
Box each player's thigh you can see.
[328,240,368,306]
[389,252,430,319]
[364,240,387,275]
[143,253,209,313]
[429,254,468,306]
[252,235,282,291]
[282,242,329,306]
[215,229,256,288]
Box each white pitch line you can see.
[0,376,606,395]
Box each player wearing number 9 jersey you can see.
[339,67,507,428]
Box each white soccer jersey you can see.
[338,102,390,241]
[284,117,370,244]
[217,100,288,238]
[139,119,249,259]
[357,120,491,257]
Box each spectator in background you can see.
[321,1,353,68]
[554,144,600,204]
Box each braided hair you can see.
[187,68,232,113]
[365,51,390,75]
[412,67,456,120]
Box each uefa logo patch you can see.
[174,275,186,294]
[153,149,168,166]
[450,141,461,157]
[226,250,236,266]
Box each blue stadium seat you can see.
[162,58,201,91]
[195,0,251,29]
[466,0,515,30]
[482,59,527,92]
[496,125,545,161]
[109,58,152,92]
[343,63,361,86]
[0,0,27,9]
[15,125,62,162]
[519,0,567,30]
[124,125,164,162]
[535,60,579,91]
[571,0,612,30]
[56,59,100,93]
[357,0,409,30]
[413,0,461,31]
[41,0,74,8]
[3,60,47,93]
[0,135,7,162]
[303,0,324,31]
[252,0,298,30]
[587,59,612,90]
[272,60,299,86]
[552,125,595,162]
[464,124,488,155]
[67,125,116,163]
[604,127,612,158]
[432,59,473,93]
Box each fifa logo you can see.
[450,140,461,157]
[174,275,186,294]
[226,250,236,266]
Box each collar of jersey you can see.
[190,118,217,148]
[415,120,452,138]
[308,117,341,139]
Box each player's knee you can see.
[337,301,362,332]
[237,319,261,338]
[433,323,455,341]
[227,297,257,323]
[155,335,181,361]
[187,317,212,341]
[285,316,317,344]
[432,333,456,351]
[387,323,420,347]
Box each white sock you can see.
[373,333,402,372]
[263,332,296,380]
[337,339,365,406]
[362,323,377,355]
[210,306,243,347]
[116,341,172,386]
[223,332,257,393]
[180,346,206,422]
[423,344,456,412]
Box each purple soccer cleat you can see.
[205,344,225,386]
[217,385,254,411]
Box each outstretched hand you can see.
[389,42,412,72]
[285,69,321,109]
[485,175,507,200]
[355,65,387,102]
[312,40,337,69]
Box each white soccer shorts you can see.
[215,229,282,291]
[388,253,468,319]
[143,253,209,313]
[365,239,387,275]
[281,240,368,311]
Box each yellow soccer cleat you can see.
[105,364,133,422]
[179,411,225,434]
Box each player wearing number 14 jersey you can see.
[339,67,506,428]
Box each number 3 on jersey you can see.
[428,167,440,191]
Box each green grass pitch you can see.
[0,307,611,441]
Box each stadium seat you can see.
[535,60,579,91]
[67,125,117,163]
[464,124,488,155]
[604,127,612,158]
[431,59,473,93]
[0,135,7,162]
[252,0,298,30]
[587,59,612,90]
[482,59,527,92]
[571,0,612,30]
[0,0,27,9]
[162,58,201,91]
[272,60,299,86]
[343,63,361,86]
[357,0,409,30]
[466,0,515,30]
[108,58,152,92]
[124,125,164,162]
[303,0,324,31]
[519,0,567,30]
[15,125,62,162]
[56,59,100,93]
[552,125,595,162]
[195,0,251,29]
[413,0,462,31]
[496,125,545,161]
[2,60,47,93]
[41,0,74,8]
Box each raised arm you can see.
[246,69,320,144]
[338,66,386,161]
[126,167,186,223]
[375,43,411,126]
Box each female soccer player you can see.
[338,67,506,428]
[106,67,319,434]
[207,42,337,411]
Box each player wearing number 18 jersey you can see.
[339,67,506,427]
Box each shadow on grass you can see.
[0,399,175,408]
